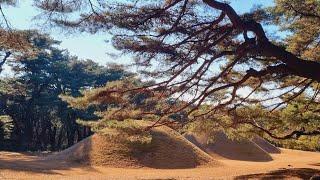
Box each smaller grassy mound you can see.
[46,120,218,169]
[252,136,281,154]
[185,131,273,162]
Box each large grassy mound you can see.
[185,132,273,162]
[252,136,281,154]
[46,120,219,169]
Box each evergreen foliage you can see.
[0,31,128,151]
[0,1,319,151]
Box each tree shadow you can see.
[0,153,97,175]
[185,133,273,162]
[234,168,320,180]
[310,163,320,167]
[0,139,99,175]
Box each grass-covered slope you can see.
[46,120,219,169]
[185,132,273,162]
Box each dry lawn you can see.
[184,132,273,162]
[0,148,320,180]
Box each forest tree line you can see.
[0,31,129,151]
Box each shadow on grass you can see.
[0,141,99,175]
[185,133,273,162]
[0,154,99,175]
[0,137,103,175]
[235,168,320,180]
[310,163,320,167]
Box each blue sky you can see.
[3,0,274,65]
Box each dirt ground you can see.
[0,149,320,180]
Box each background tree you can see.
[0,31,129,151]
[233,96,320,150]
[35,0,320,138]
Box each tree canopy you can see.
[31,0,320,138]
[0,1,37,73]
[0,31,129,150]
[0,0,319,151]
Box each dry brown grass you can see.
[46,120,218,169]
[184,131,273,162]
[1,148,320,179]
[252,136,281,154]
[1,122,320,179]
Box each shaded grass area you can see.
[184,133,273,162]
[0,152,98,175]
[235,168,320,180]
[310,163,320,167]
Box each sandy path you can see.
[0,149,320,180]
